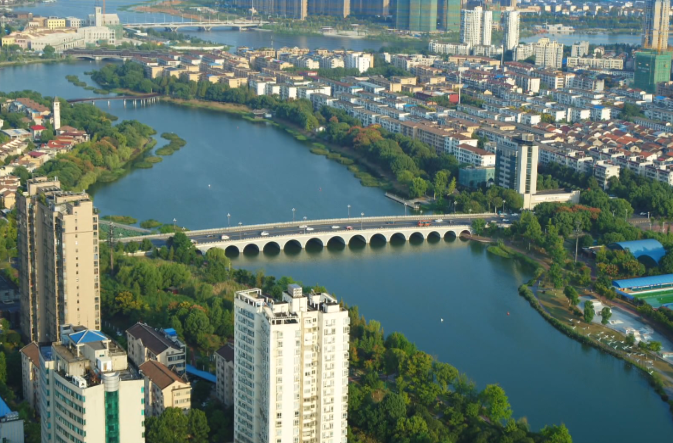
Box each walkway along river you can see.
[2,60,673,442]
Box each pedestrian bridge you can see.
[200,224,472,254]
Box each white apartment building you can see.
[460,7,492,47]
[344,52,372,73]
[234,285,349,443]
[534,38,564,69]
[503,11,520,51]
[571,41,590,57]
[39,326,145,443]
[566,56,624,70]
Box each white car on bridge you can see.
[332,226,340,229]
[260,231,270,236]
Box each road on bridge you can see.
[116,212,521,249]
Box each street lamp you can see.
[292,208,295,222]
[239,222,243,239]
[303,216,307,233]
[404,203,407,216]
[348,205,351,219]
[360,212,364,230]
[173,218,177,229]
[227,213,231,228]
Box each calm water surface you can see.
[2,56,673,443]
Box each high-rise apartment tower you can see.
[17,178,101,343]
[502,10,519,51]
[460,6,492,46]
[643,0,670,52]
[233,285,349,443]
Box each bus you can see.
[417,220,431,227]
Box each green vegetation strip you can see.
[102,215,138,224]
[156,132,187,156]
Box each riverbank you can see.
[0,57,67,69]
[479,234,673,415]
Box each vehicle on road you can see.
[503,219,510,223]
[640,212,648,216]
[511,213,519,217]
[306,227,314,231]
[221,234,229,240]
[206,234,214,238]
[299,225,308,229]
[260,231,270,236]
[190,239,197,244]
[385,221,395,225]
[434,219,443,223]
[331,225,340,229]
[417,220,431,227]
[491,220,498,224]
[346,226,353,230]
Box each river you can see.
[4,13,673,442]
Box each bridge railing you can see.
[117,213,493,243]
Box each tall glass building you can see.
[395,0,437,32]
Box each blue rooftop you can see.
[0,395,12,418]
[609,239,665,264]
[613,274,673,289]
[68,330,107,345]
[186,364,216,383]
[163,328,177,337]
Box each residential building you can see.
[309,0,350,17]
[438,0,461,33]
[17,178,100,343]
[0,397,24,443]
[643,0,670,51]
[139,360,191,417]
[45,17,66,30]
[233,285,349,443]
[460,7,492,46]
[503,11,520,51]
[66,17,83,28]
[534,38,564,69]
[126,323,187,375]
[351,0,390,16]
[344,52,373,73]
[571,41,590,57]
[566,56,624,70]
[634,50,673,94]
[214,343,234,407]
[396,0,437,32]
[39,326,145,443]
[594,160,621,189]
[88,6,121,26]
[496,134,538,207]
[20,342,40,413]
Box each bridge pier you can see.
[123,100,126,107]
[108,100,110,107]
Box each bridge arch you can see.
[224,245,240,255]
[427,231,443,240]
[459,229,472,237]
[390,232,408,242]
[327,236,347,247]
[306,238,324,248]
[348,234,368,246]
[370,233,387,243]
[263,241,281,252]
[409,232,426,241]
[243,243,260,254]
[283,239,303,251]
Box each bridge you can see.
[64,49,166,61]
[122,19,269,32]
[67,94,160,104]
[115,213,510,254]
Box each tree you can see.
[600,307,612,325]
[471,218,486,235]
[125,241,139,254]
[480,384,512,423]
[541,424,573,443]
[584,300,595,323]
[141,238,153,251]
[145,408,189,443]
[625,333,636,346]
[409,177,428,198]
[187,409,209,443]
[563,286,579,307]
[433,170,449,199]
[184,309,213,343]
[648,341,662,352]
[42,45,56,58]
[0,353,6,385]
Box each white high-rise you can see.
[460,7,492,46]
[534,38,564,69]
[503,10,520,51]
[39,325,145,443]
[234,285,349,443]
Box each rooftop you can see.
[126,322,185,355]
[140,360,188,390]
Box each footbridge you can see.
[123,19,268,32]
[116,213,497,254]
